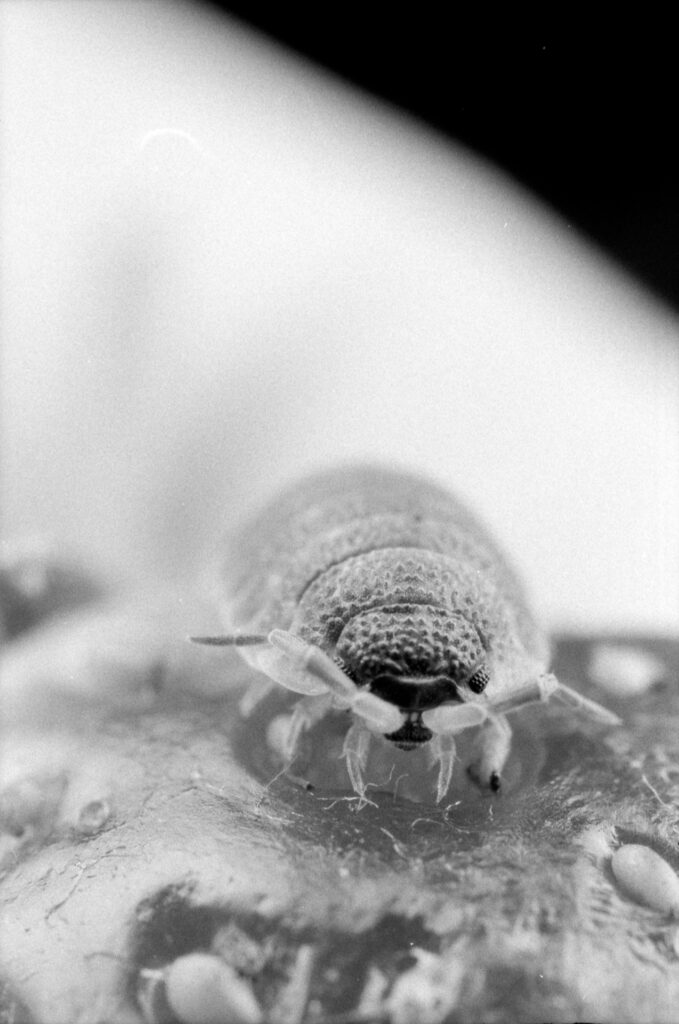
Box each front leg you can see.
[268,630,402,733]
[423,672,620,795]
[426,733,458,804]
[467,713,512,792]
[341,721,373,801]
[268,693,335,763]
[421,703,491,799]
[468,671,620,791]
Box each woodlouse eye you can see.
[466,666,490,694]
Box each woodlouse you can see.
[193,464,619,801]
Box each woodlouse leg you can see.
[277,694,334,762]
[342,721,372,799]
[464,673,620,791]
[269,630,402,734]
[349,692,403,733]
[422,704,490,795]
[467,713,512,792]
[427,734,457,803]
[421,703,489,734]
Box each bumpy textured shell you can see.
[219,465,549,696]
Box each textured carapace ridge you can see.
[219,464,549,685]
[333,604,485,686]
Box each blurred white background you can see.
[2,0,678,633]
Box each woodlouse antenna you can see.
[189,634,269,647]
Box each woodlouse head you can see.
[334,604,490,737]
